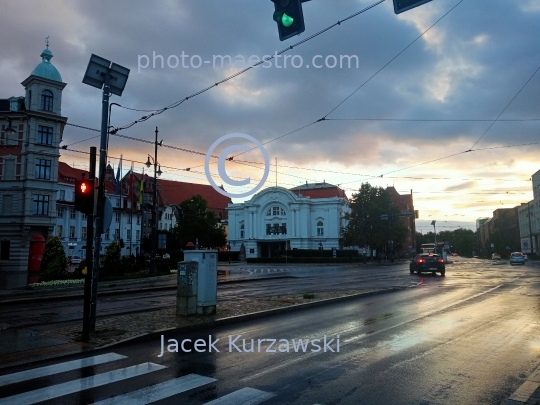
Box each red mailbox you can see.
[27,234,46,285]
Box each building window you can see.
[2,195,13,215]
[70,209,76,219]
[159,223,162,230]
[114,229,120,239]
[32,195,49,215]
[58,190,65,200]
[127,230,131,241]
[266,224,271,235]
[136,216,140,224]
[69,226,75,238]
[82,227,87,239]
[115,213,120,222]
[281,223,287,234]
[3,159,15,180]
[82,213,87,220]
[116,199,120,207]
[40,90,53,111]
[240,223,245,238]
[136,230,140,240]
[169,224,172,231]
[35,158,51,179]
[127,216,132,224]
[317,221,324,236]
[56,225,63,237]
[105,230,110,240]
[57,207,64,218]
[37,125,54,145]
[0,240,10,260]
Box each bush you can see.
[40,236,69,281]
[246,257,366,264]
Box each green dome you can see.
[31,47,62,82]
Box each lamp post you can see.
[431,220,437,253]
[145,127,162,272]
[82,54,129,333]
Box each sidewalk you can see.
[506,365,540,405]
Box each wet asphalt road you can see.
[0,258,530,330]
[1,259,540,404]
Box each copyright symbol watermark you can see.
[204,133,270,199]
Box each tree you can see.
[341,183,408,255]
[102,240,121,276]
[172,195,227,250]
[416,228,480,257]
[40,235,69,281]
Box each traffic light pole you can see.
[82,147,96,341]
[90,73,110,331]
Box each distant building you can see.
[518,169,540,254]
[478,207,520,257]
[228,183,349,258]
[0,44,67,288]
[386,187,416,256]
[476,217,489,230]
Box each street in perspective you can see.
[1,1,540,404]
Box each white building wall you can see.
[227,187,347,258]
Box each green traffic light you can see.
[273,11,294,27]
[281,13,294,27]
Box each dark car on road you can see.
[410,253,445,276]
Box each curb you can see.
[0,286,407,370]
[506,365,540,404]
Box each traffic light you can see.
[74,178,95,214]
[393,0,432,14]
[273,0,305,41]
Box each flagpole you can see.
[130,162,134,267]
[118,155,123,255]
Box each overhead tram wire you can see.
[228,0,467,160]
[110,1,387,133]
[469,63,540,150]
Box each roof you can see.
[58,162,89,183]
[31,47,62,82]
[155,177,232,211]
[289,182,348,200]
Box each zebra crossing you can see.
[0,352,275,405]
[243,268,290,275]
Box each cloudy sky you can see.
[2,0,540,231]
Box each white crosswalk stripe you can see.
[203,387,275,404]
[93,373,216,405]
[0,362,165,405]
[0,352,126,387]
[0,353,276,405]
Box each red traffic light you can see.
[75,179,95,214]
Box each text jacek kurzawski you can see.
[158,334,340,356]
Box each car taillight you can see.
[417,259,424,263]
[438,259,444,263]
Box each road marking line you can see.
[203,387,275,404]
[0,353,126,387]
[0,362,165,405]
[92,374,216,404]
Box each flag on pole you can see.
[139,167,144,205]
[115,155,122,194]
[128,162,134,195]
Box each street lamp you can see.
[145,127,163,272]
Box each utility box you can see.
[177,261,198,316]
[180,250,218,315]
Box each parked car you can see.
[491,253,501,260]
[162,253,171,259]
[523,254,528,261]
[410,253,445,276]
[451,253,459,257]
[509,252,526,266]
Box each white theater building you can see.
[227,183,349,258]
